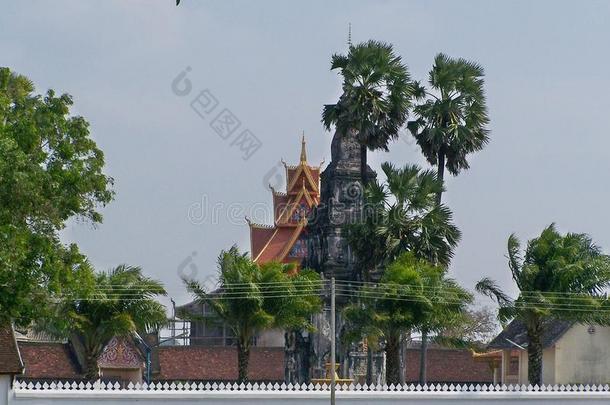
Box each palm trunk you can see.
[84,354,100,380]
[527,321,543,385]
[418,330,428,385]
[385,331,401,385]
[360,144,368,186]
[436,150,445,205]
[399,332,406,385]
[366,342,374,385]
[237,339,251,383]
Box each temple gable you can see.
[248,136,321,266]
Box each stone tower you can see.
[305,130,379,382]
[306,130,375,282]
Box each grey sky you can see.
[2,0,610,311]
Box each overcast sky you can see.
[2,0,610,312]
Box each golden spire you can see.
[300,132,307,163]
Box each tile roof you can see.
[17,342,81,379]
[487,319,574,350]
[0,324,23,374]
[155,346,284,381]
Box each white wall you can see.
[542,348,556,385]
[555,324,610,385]
[0,376,9,405]
[7,384,610,405]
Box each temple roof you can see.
[249,135,321,264]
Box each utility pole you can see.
[330,277,336,405]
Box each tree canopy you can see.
[348,162,460,272]
[476,224,610,385]
[408,53,489,203]
[55,265,167,379]
[184,246,322,382]
[344,253,470,385]
[0,67,113,326]
[322,40,414,184]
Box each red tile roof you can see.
[17,342,81,379]
[405,348,493,384]
[156,346,284,381]
[0,324,23,374]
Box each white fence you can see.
[6,379,610,405]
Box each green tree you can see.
[373,162,460,267]
[347,162,461,383]
[476,224,610,385]
[408,53,489,204]
[184,246,322,383]
[0,67,113,326]
[322,40,414,185]
[52,265,167,379]
[344,253,445,385]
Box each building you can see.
[3,326,284,384]
[0,324,24,393]
[174,137,321,382]
[484,319,610,385]
[306,129,374,283]
[304,129,377,381]
[248,135,321,266]
[13,330,145,383]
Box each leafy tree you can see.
[476,224,610,385]
[184,246,322,383]
[45,265,167,379]
[323,40,414,185]
[0,67,113,326]
[344,253,446,385]
[438,306,500,346]
[408,53,489,204]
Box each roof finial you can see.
[347,23,352,47]
[300,131,307,163]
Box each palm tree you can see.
[184,246,322,383]
[345,253,458,385]
[375,162,461,267]
[66,265,167,379]
[323,40,414,185]
[347,162,461,383]
[408,53,489,204]
[476,224,610,385]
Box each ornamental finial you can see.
[348,23,352,47]
[300,131,307,163]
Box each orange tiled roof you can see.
[250,136,320,265]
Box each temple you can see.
[247,135,321,267]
